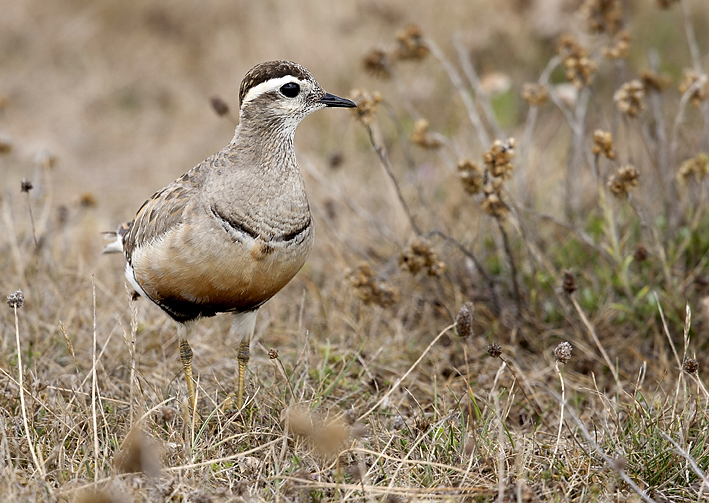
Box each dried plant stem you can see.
[365,124,422,235]
[91,275,100,482]
[426,38,490,147]
[23,192,38,249]
[359,323,454,421]
[12,304,45,479]
[129,298,138,428]
[569,295,620,387]
[275,356,296,404]
[551,361,565,467]
[496,218,522,314]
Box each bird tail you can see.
[102,221,132,254]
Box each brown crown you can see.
[239,60,315,106]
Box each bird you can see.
[105,60,356,411]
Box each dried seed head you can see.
[481,188,508,218]
[79,193,97,208]
[483,138,516,179]
[557,35,597,88]
[398,239,446,276]
[608,165,640,197]
[457,159,484,195]
[115,429,162,478]
[562,270,577,294]
[393,24,429,61]
[553,342,573,364]
[640,69,672,92]
[601,30,630,59]
[487,343,502,358]
[363,48,393,79]
[7,290,24,309]
[679,70,709,107]
[455,302,475,338]
[210,96,230,116]
[614,80,645,117]
[411,119,442,149]
[20,179,33,192]
[580,0,623,34]
[0,133,12,154]
[347,262,400,308]
[678,153,709,182]
[633,244,649,263]
[349,89,382,125]
[592,129,616,159]
[683,358,699,374]
[521,83,549,107]
[268,348,279,360]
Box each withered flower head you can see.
[398,238,446,276]
[521,83,549,107]
[20,179,33,192]
[210,96,230,117]
[411,119,443,149]
[349,89,382,125]
[640,69,672,93]
[679,69,709,107]
[558,35,597,88]
[592,129,615,159]
[601,30,630,59]
[614,80,645,117]
[553,341,573,364]
[268,348,279,359]
[580,0,623,34]
[455,302,474,338]
[483,138,516,179]
[608,165,639,197]
[683,358,699,374]
[347,262,400,308]
[562,270,577,294]
[363,48,393,79]
[487,343,502,358]
[7,290,24,309]
[678,153,709,182]
[393,24,429,61]
[457,159,484,195]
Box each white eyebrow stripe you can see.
[241,76,305,105]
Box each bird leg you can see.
[177,323,196,411]
[234,310,259,409]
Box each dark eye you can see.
[280,82,300,98]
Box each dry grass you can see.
[2,0,709,501]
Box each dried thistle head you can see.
[580,0,623,34]
[601,30,630,59]
[362,48,393,79]
[398,238,446,276]
[558,35,597,88]
[20,179,33,192]
[614,80,645,117]
[347,262,400,308]
[210,96,230,116]
[455,302,474,338]
[562,270,577,294]
[640,69,672,93]
[393,24,429,61]
[410,119,443,149]
[553,342,573,364]
[349,89,382,125]
[115,429,162,478]
[683,358,699,374]
[608,165,640,197]
[7,290,24,309]
[487,343,502,358]
[678,153,709,182]
[521,83,549,107]
[483,138,516,179]
[592,129,615,159]
[457,159,484,195]
[679,69,709,107]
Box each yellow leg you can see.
[236,335,250,409]
[233,310,259,409]
[178,324,196,411]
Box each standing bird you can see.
[106,61,356,410]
